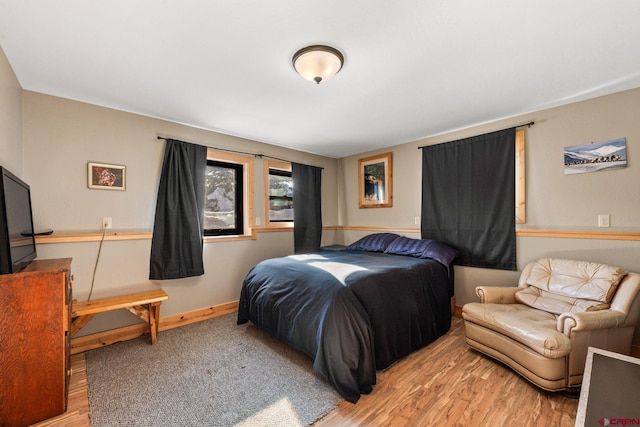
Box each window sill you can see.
[203,231,256,243]
[264,222,294,229]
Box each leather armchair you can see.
[462,258,640,392]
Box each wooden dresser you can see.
[0,258,72,427]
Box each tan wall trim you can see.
[340,225,421,233]
[35,231,258,244]
[70,301,238,354]
[37,231,153,244]
[341,226,640,241]
[37,226,640,245]
[515,229,640,241]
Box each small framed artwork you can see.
[88,162,126,190]
[358,152,392,208]
[564,137,627,175]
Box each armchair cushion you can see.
[525,258,626,303]
[462,303,572,358]
[515,287,610,315]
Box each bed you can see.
[237,233,457,402]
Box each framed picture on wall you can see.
[564,137,627,175]
[358,152,392,208]
[88,162,126,190]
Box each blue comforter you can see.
[237,250,452,402]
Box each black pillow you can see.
[384,236,459,266]
[346,233,400,252]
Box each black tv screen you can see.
[0,166,37,274]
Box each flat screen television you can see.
[0,166,37,274]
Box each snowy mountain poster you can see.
[564,137,627,175]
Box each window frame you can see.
[515,129,526,224]
[204,149,254,240]
[204,159,244,236]
[263,160,293,229]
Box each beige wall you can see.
[339,87,640,343]
[21,91,339,334]
[4,44,640,343]
[0,45,22,175]
[340,88,640,232]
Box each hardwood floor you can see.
[32,317,578,426]
[31,353,90,427]
[314,317,578,426]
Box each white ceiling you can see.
[1,1,640,158]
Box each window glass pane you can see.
[268,170,293,222]
[205,163,237,231]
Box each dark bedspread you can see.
[237,250,452,402]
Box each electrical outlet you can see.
[255,217,261,226]
[598,214,610,228]
[102,217,112,229]
[414,216,420,225]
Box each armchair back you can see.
[515,258,628,315]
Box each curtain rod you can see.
[156,136,324,169]
[417,121,535,150]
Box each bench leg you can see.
[149,302,161,345]
[127,303,161,344]
[70,314,96,337]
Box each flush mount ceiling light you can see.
[292,45,344,84]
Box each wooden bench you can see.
[71,289,169,345]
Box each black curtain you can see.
[292,162,322,254]
[149,139,207,279]
[421,128,516,270]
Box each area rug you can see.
[85,313,343,426]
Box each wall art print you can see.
[358,152,392,208]
[88,162,126,190]
[564,137,627,175]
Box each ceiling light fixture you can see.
[292,45,344,85]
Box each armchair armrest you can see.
[475,286,519,304]
[558,310,627,335]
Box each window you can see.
[204,160,243,236]
[204,150,254,237]
[263,160,293,227]
[268,169,293,222]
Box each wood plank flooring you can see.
[31,317,578,426]
[31,353,90,427]
[314,317,578,426]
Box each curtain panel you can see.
[421,128,516,270]
[149,139,207,279]
[292,162,323,254]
